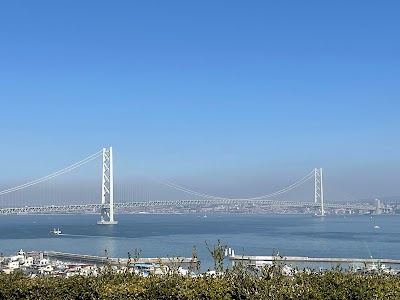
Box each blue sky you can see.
[0,1,399,202]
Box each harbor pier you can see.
[43,251,198,267]
[229,254,400,268]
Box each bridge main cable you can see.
[151,170,315,201]
[0,150,103,196]
[245,170,315,200]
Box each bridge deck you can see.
[0,200,374,214]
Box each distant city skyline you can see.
[0,1,399,202]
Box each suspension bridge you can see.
[0,147,375,223]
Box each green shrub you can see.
[1,266,400,299]
[1,241,400,299]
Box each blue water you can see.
[1,214,399,270]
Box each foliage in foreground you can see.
[1,266,400,300]
[2,241,400,299]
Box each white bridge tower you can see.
[314,168,325,216]
[98,147,118,225]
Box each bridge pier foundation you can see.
[98,207,118,225]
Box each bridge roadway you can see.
[0,199,374,215]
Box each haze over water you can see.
[1,214,399,270]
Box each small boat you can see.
[373,225,380,229]
[313,213,325,218]
[50,228,62,235]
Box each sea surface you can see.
[1,214,399,270]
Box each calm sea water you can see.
[1,214,399,270]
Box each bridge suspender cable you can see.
[245,170,315,200]
[0,148,315,203]
[0,150,103,196]
[151,177,228,200]
[151,170,315,201]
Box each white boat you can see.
[374,225,380,229]
[50,228,62,235]
[313,213,325,218]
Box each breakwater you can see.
[229,254,400,267]
[44,251,198,267]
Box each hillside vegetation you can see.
[1,264,400,299]
[2,242,400,299]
